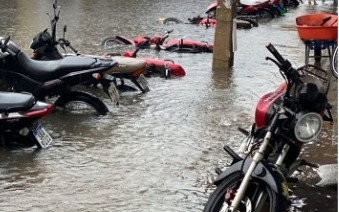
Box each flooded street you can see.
[0,0,337,211]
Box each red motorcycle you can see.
[101,29,213,53]
[205,0,277,20]
[203,44,333,211]
[103,43,186,79]
[163,0,280,28]
[121,50,185,78]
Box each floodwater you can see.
[0,0,337,211]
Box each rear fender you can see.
[214,157,289,199]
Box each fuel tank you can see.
[255,82,286,129]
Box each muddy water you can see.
[0,0,337,211]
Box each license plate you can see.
[108,83,120,105]
[33,123,53,148]
[137,74,149,92]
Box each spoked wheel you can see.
[101,37,127,48]
[203,172,288,212]
[163,17,183,25]
[54,91,109,115]
[332,46,338,79]
[254,9,275,23]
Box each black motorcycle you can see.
[30,0,150,94]
[0,35,118,115]
[203,44,333,212]
[0,91,53,148]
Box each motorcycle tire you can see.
[331,46,338,79]
[255,9,275,22]
[54,91,109,115]
[203,172,288,212]
[101,37,127,48]
[163,17,183,25]
[237,17,259,27]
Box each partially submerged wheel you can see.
[54,91,109,115]
[203,172,288,212]
[255,9,275,23]
[332,46,338,79]
[101,37,126,48]
[163,17,183,25]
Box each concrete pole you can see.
[212,0,235,70]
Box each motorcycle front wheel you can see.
[101,37,127,49]
[203,172,288,212]
[54,91,109,115]
[163,17,183,25]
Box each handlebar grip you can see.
[266,43,285,64]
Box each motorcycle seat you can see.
[0,91,35,113]
[17,52,98,82]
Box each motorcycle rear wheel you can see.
[54,91,109,115]
[203,172,288,212]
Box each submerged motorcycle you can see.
[203,43,333,212]
[0,91,53,149]
[101,29,213,53]
[163,1,259,29]
[204,0,284,21]
[30,0,150,94]
[163,16,258,29]
[0,35,118,115]
[103,45,186,79]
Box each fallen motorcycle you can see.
[162,16,258,29]
[162,1,259,29]
[103,45,186,79]
[101,29,213,53]
[30,0,150,94]
[0,91,53,149]
[0,35,118,115]
[203,43,333,212]
[204,0,279,21]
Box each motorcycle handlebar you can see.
[266,43,285,65]
[266,43,300,81]
[58,38,78,53]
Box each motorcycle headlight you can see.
[294,112,323,142]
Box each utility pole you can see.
[212,0,236,70]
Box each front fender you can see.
[214,157,289,199]
[115,36,135,45]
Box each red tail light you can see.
[25,103,53,117]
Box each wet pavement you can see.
[0,0,337,211]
